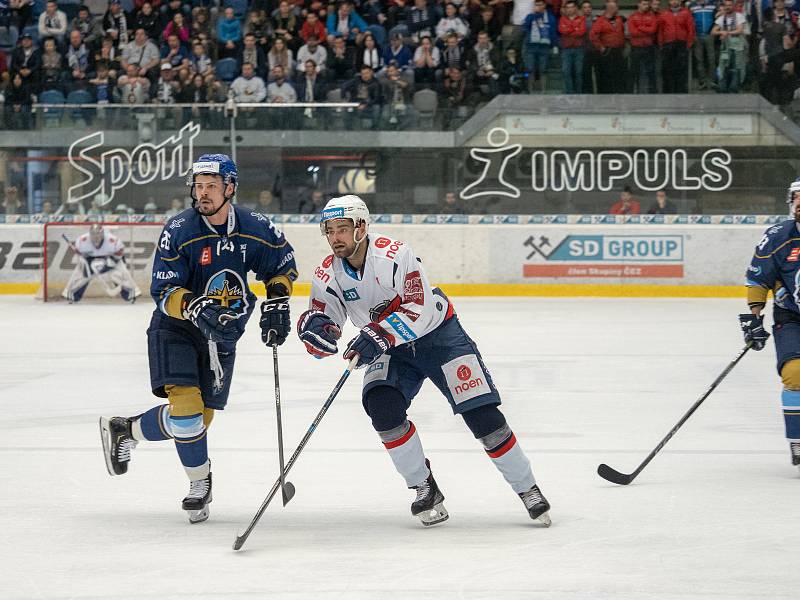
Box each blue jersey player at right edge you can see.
[99,154,298,523]
[742,177,800,471]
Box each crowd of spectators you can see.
[1,0,800,129]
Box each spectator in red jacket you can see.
[300,12,328,44]
[657,0,696,93]
[628,0,658,93]
[609,186,641,215]
[558,0,586,93]
[589,0,626,93]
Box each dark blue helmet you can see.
[189,153,238,193]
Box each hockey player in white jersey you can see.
[62,224,141,303]
[297,195,551,526]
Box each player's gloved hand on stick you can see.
[297,310,341,358]
[739,313,770,351]
[343,323,394,368]
[183,295,239,343]
[260,297,291,347]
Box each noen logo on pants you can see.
[442,354,490,404]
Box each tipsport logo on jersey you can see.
[522,234,684,279]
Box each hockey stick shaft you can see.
[273,345,294,506]
[233,356,358,550]
[597,344,751,485]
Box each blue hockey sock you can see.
[170,413,210,480]
[133,405,172,441]
[781,389,800,439]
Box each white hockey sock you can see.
[483,425,536,494]
[379,421,429,488]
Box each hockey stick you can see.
[233,356,359,551]
[272,345,295,506]
[597,344,751,485]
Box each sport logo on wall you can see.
[67,122,201,206]
[460,128,733,200]
[522,234,684,278]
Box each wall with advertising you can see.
[0,220,768,296]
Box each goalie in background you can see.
[62,224,142,303]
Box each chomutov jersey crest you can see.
[205,269,249,315]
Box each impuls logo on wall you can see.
[460,128,733,200]
[67,122,201,206]
[523,234,684,278]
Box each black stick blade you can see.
[281,481,296,506]
[232,534,247,551]
[597,463,634,485]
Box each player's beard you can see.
[331,241,354,258]
[196,197,222,216]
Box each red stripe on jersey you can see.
[377,295,402,322]
[383,421,417,449]
[487,434,517,458]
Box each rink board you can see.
[0,221,765,296]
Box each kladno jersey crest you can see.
[151,205,297,337]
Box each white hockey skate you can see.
[183,473,212,524]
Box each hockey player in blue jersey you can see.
[99,154,298,523]
[742,177,800,471]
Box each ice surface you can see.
[1,296,797,599]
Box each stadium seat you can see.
[412,89,437,128]
[366,25,386,47]
[39,89,66,125]
[0,25,18,52]
[66,89,93,122]
[215,57,238,83]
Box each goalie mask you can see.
[89,224,105,249]
[187,154,238,216]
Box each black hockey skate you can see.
[410,459,448,527]
[182,472,212,524]
[790,442,800,467]
[99,416,138,476]
[519,484,551,527]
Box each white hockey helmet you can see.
[788,177,800,205]
[319,195,370,235]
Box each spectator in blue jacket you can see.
[326,1,369,44]
[382,31,413,72]
[523,0,559,92]
[218,6,243,59]
[689,0,717,89]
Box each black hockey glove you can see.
[183,295,239,343]
[739,314,770,351]
[297,310,341,358]
[343,323,394,368]
[260,297,291,347]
